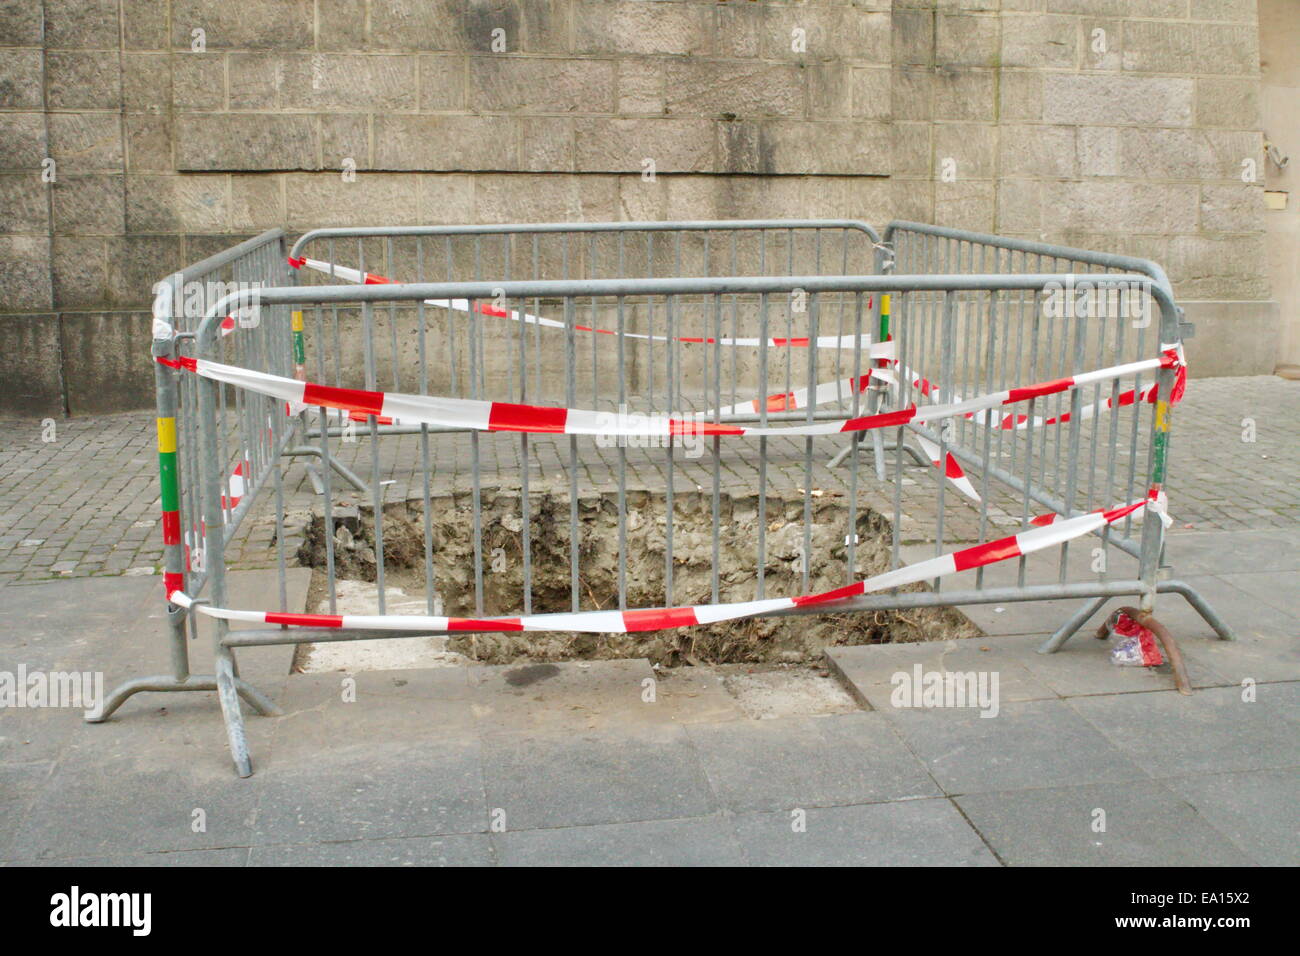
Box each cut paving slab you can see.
[686,712,940,812]
[733,799,1000,867]
[955,780,1258,867]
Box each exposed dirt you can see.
[297,489,979,667]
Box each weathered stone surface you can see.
[122,0,169,50]
[663,61,804,118]
[170,0,314,50]
[0,171,49,234]
[417,173,475,224]
[469,56,615,114]
[60,311,154,414]
[230,173,284,230]
[998,124,1076,179]
[1076,125,1119,177]
[934,122,999,179]
[0,312,62,415]
[124,114,173,172]
[578,118,713,174]
[474,172,618,223]
[892,121,932,177]
[893,9,935,67]
[1200,183,1265,233]
[935,179,995,232]
[176,113,318,171]
[47,112,123,171]
[1045,180,1200,233]
[1196,77,1262,129]
[1121,19,1199,74]
[103,234,184,307]
[419,55,466,111]
[1001,13,1077,68]
[0,49,44,109]
[46,52,122,110]
[125,174,227,232]
[122,53,171,113]
[936,13,1001,68]
[171,54,224,110]
[284,173,422,228]
[367,0,465,51]
[996,178,1043,233]
[852,67,892,120]
[373,114,518,170]
[42,0,118,50]
[0,0,44,46]
[891,68,933,122]
[1167,234,1271,299]
[931,69,996,121]
[281,54,419,111]
[0,113,47,169]
[761,7,891,62]
[52,173,124,234]
[0,236,52,312]
[50,236,108,309]
[720,121,891,177]
[573,1,712,56]
[1042,74,1193,126]
[320,114,370,170]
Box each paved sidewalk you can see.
[1,376,1297,585]
[1,539,1295,866]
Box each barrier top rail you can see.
[196,271,1175,345]
[288,219,883,259]
[882,221,1177,301]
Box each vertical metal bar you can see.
[565,295,580,613]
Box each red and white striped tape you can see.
[709,367,896,418]
[156,350,1179,441]
[166,496,1152,632]
[289,255,883,351]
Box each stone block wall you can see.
[0,0,1275,414]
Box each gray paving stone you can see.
[882,697,1152,795]
[480,724,717,830]
[1069,684,1300,777]
[493,816,744,866]
[252,739,487,844]
[249,833,491,866]
[733,798,1000,867]
[1159,769,1300,866]
[955,780,1258,866]
[686,712,939,811]
[11,848,251,866]
[6,750,264,862]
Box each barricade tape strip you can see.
[166,497,1152,633]
[156,351,1178,441]
[288,255,880,350]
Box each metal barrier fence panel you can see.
[95,220,1234,777]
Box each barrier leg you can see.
[215,647,253,778]
[1161,580,1238,642]
[1038,595,1108,654]
[86,672,278,723]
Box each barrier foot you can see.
[1161,579,1238,642]
[215,654,254,777]
[86,673,280,723]
[1038,595,1108,654]
[828,437,928,470]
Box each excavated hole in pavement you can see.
[296,490,979,680]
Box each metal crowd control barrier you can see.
[91,220,1236,777]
